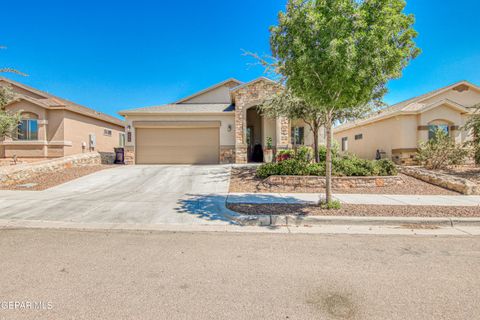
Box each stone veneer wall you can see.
[0,152,101,185]
[265,175,404,189]
[124,146,135,165]
[399,166,480,195]
[232,79,287,163]
[220,146,235,164]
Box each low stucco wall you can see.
[399,166,480,195]
[0,152,101,185]
[264,175,404,189]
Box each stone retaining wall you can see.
[264,175,404,189]
[399,166,480,195]
[0,152,101,185]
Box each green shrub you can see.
[256,162,280,179]
[319,199,341,210]
[295,146,314,163]
[256,151,397,178]
[374,159,398,176]
[416,129,469,169]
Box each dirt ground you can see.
[229,167,458,195]
[228,203,480,217]
[0,165,114,191]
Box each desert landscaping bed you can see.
[0,165,114,191]
[228,203,480,218]
[229,167,458,195]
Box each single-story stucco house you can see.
[334,80,480,165]
[119,77,324,164]
[0,77,125,160]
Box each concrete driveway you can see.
[0,165,234,225]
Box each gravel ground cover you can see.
[0,165,114,191]
[228,203,480,217]
[229,167,458,195]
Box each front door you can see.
[246,126,254,161]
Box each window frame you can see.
[341,137,348,151]
[16,119,39,141]
[428,124,449,140]
[290,126,305,145]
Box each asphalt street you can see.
[0,229,479,320]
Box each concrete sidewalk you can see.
[227,192,480,206]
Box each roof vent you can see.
[453,84,469,92]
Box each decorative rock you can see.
[399,166,480,195]
[0,152,102,185]
[264,175,404,189]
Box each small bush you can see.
[319,200,341,210]
[374,159,398,176]
[417,129,469,169]
[276,149,294,162]
[295,146,314,162]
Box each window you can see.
[291,126,305,145]
[119,133,126,147]
[17,119,38,141]
[428,124,449,140]
[341,137,348,151]
[104,129,112,137]
[354,134,363,140]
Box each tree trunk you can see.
[313,122,319,163]
[325,115,333,204]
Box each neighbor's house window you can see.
[341,137,348,151]
[354,133,363,140]
[291,126,305,145]
[428,124,449,140]
[104,129,112,137]
[16,113,39,141]
[119,133,126,147]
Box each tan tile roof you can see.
[334,80,479,132]
[0,77,125,127]
[119,103,234,115]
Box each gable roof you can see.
[119,103,234,115]
[334,80,480,132]
[0,77,125,127]
[230,76,279,93]
[174,78,243,104]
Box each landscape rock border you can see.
[0,152,102,185]
[399,166,480,195]
[264,175,404,189]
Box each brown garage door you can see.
[135,127,219,164]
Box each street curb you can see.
[231,214,480,227]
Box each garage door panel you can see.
[136,128,219,164]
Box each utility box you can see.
[89,134,96,151]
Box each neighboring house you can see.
[119,77,324,164]
[0,78,125,159]
[334,81,480,165]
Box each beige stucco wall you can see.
[334,115,418,160]
[125,114,235,147]
[421,87,480,107]
[63,110,124,156]
[182,85,233,104]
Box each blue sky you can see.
[1,0,479,119]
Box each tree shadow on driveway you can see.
[175,194,238,224]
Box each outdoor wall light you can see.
[227,124,232,132]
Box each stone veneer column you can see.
[276,117,290,150]
[231,78,283,164]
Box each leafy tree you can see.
[463,103,480,165]
[260,90,370,162]
[269,0,420,204]
[417,129,469,170]
[0,44,24,139]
